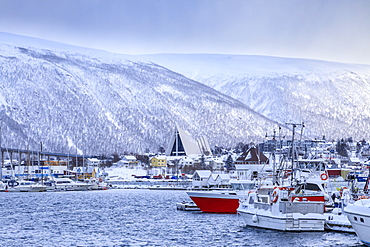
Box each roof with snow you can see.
[235,146,269,164]
[150,155,167,161]
[217,174,231,180]
[193,170,212,179]
[123,156,137,161]
[209,174,218,181]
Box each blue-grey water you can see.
[0,189,364,247]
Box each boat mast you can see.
[266,129,277,185]
[39,142,43,184]
[286,122,304,184]
[290,124,297,185]
[273,129,277,185]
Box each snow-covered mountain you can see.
[0,32,280,155]
[140,54,370,141]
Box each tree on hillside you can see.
[235,142,245,153]
[158,146,165,154]
[136,154,149,166]
[112,153,120,163]
[225,154,235,171]
[213,146,223,155]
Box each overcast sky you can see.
[1,0,370,64]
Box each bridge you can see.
[0,147,95,166]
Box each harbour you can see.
[1,126,370,246]
[2,2,370,246]
[0,189,362,247]
[1,135,370,246]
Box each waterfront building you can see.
[150,156,167,167]
[86,158,101,167]
[208,158,225,171]
[192,170,212,188]
[115,155,138,168]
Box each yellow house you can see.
[43,160,68,166]
[150,156,167,167]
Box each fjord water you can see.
[0,190,362,247]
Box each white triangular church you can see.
[166,125,212,157]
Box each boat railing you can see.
[254,201,272,211]
[279,201,324,214]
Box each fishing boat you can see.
[237,184,326,231]
[237,123,332,231]
[344,199,370,245]
[186,190,240,213]
[186,178,263,213]
[236,156,331,231]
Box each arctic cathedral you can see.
[166,125,212,157]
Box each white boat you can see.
[176,201,200,211]
[85,178,109,190]
[49,177,91,191]
[5,180,47,192]
[325,187,354,233]
[344,199,370,245]
[325,207,354,233]
[237,185,326,231]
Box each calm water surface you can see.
[0,189,364,247]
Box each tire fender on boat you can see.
[252,215,258,223]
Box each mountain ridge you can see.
[0,33,280,155]
[140,53,370,141]
[1,32,370,156]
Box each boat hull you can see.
[324,213,354,233]
[53,185,90,191]
[345,200,370,245]
[238,209,325,231]
[6,186,47,192]
[187,191,239,213]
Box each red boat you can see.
[186,191,240,214]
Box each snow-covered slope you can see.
[0,33,279,155]
[140,54,370,140]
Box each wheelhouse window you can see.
[295,183,320,193]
